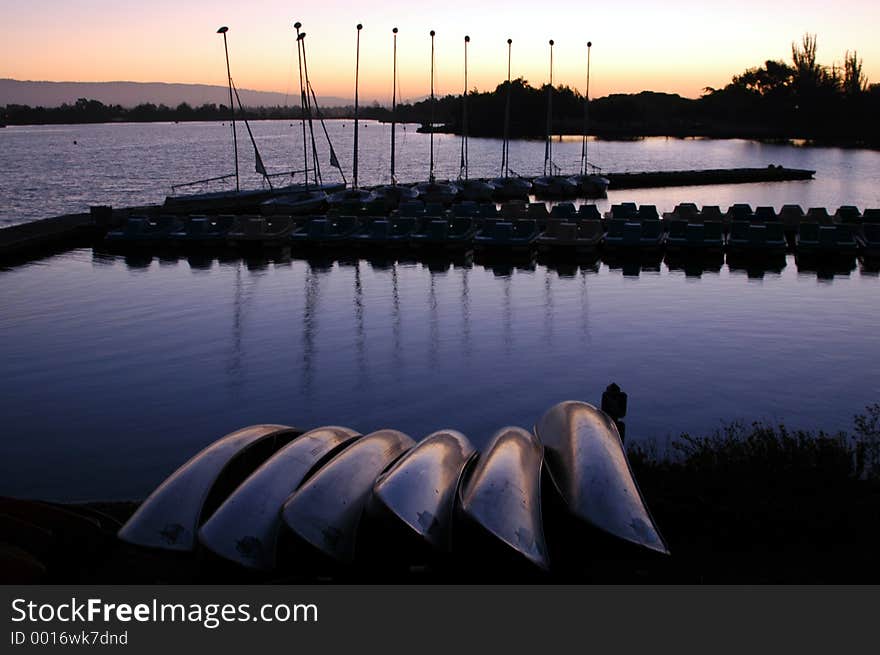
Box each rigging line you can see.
[502,39,512,178]
[300,33,323,185]
[391,27,398,185]
[294,24,310,188]
[218,27,239,192]
[460,35,469,181]
[545,39,554,177]
[308,80,347,186]
[429,30,436,184]
[231,79,273,190]
[354,24,362,189]
[581,41,592,176]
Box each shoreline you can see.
[3,412,878,583]
[1,117,878,151]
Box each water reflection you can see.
[726,252,787,279]
[795,254,857,280]
[3,246,880,500]
[354,260,368,387]
[302,262,319,401]
[604,251,664,276]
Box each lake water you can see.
[1,120,880,224]
[1,122,880,501]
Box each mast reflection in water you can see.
[0,248,878,500]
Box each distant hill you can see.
[0,79,351,108]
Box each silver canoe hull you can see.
[118,424,301,551]
[281,429,416,564]
[459,427,549,570]
[198,426,360,570]
[535,400,668,554]
[372,430,476,551]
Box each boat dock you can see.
[604,166,815,189]
[0,167,817,261]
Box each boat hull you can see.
[198,426,360,570]
[118,424,302,551]
[534,401,668,555]
[371,430,476,552]
[457,427,549,571]
[280,429,416,565]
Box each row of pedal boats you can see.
[118,401,668,575]
[108,201,880,257]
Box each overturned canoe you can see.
[198,426,360,570]
[281,429,415,564]
[458,427,549,570]
[535,401,668,554]
[118,424,301,551]
[371,430,476,551]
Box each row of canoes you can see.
[118,401,667,575]
[106,200,880,257]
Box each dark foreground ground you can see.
[2,408,879,584]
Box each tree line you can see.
[2,35,877,146]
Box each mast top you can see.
[217,26,228,34]
[430,30,435,37]
[465,35,470,42]
[549,39,554,46]
[507,38,512,45]
[293,21,302,29]
[393,27,398,33]
[588,41,592,47]
[357,23,363,30]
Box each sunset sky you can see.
[3,1,878,102]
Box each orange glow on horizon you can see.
[2,2,878,104]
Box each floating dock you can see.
[0,167,818,261]
[604,166,815,189]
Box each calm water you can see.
[1,248,879,501]
[2,122,880,501]
[1,120,880,225]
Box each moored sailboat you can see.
[328,24,379,207]
[456,35,495,202]
[414,30,460,204]
[567,41,609,198]
[372,27,420,209]
[532,40,578,199]
[262,22,347,215]
[490,38,532,201]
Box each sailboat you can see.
[567,41,609,198]
[414,30,460,204]
[490,38,532,201]
[372,27,420,210]
[531,39,578,199]
[456,36,495,202]
[328,23,378,207]
[163,26,287,215]
[261,22,347,216]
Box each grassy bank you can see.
[629,403,880,582]
[3,405,879,583]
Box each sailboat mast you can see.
[217,26,239,192]
[294,22,310,189]
[353,23,362,189]
[461,35,470,180]
[429,30,436,184]
[545,39,554,177]
[391,27,398,184]
[502,38,512,178]
[582,41,592,176]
